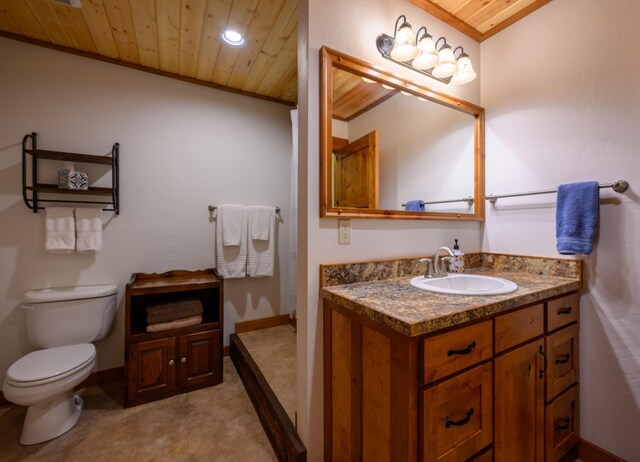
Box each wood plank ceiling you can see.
[332,67,398,122]
[0,0,297,105]
[410,0,552,42]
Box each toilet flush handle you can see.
[21,304,37,310]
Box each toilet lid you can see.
[7,344,95,384]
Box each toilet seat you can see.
[6,344,96,388]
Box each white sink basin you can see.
[410,273,518,296]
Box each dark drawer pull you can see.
[539,346,547,379]
[557,306,573,315]
[555,353,570,365]
[445,408,474,428]
[555,418,571,431]
[447,341,476,357]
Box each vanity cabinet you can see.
[324,292,580,461]
[124,269,224,407]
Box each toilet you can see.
[2,284,117,445]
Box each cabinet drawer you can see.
[494,304,544,354]
[422,321,492,384]
[546,324,579,401]
[422,363,493,462]
[546,386,579,462]
[546,293,579,332]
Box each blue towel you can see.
[405,200,425,211]
[556,181,599,255]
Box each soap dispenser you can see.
[449,239,465,273]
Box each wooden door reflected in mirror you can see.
[333,130,379,209]
[320,47,485,221]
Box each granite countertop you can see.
[322,267,581,337]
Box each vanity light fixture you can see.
[221,29,246,47]
[376,15,477,85]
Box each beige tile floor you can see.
[0,358,276,462]
[238,325,296,423]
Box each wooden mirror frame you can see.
[320,47,485,221]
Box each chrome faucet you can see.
[420,246,454,278]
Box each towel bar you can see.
[208,204,281,213]
[486,180,629,205]
[402,196,475,208]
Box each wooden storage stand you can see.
[124,268,224,407]
[324,292,580,461]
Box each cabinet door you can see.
[422,362,493,462]
[179,330,222,389]
[546,324,579,401]
[494,339,545,462]
[128,337,177,401]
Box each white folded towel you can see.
[75,207,102,252]
[216,205,248,278]
[45,207,75,253]
[220,204,246,246]
[249,205,274,241]
[247,206,276,277]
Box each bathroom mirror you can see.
[320,47,485,221]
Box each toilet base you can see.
[20,391,84,445]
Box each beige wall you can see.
[0,38,292,383]
[298,0,483,458]
[481,1,640,460]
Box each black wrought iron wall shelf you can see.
[22,132,120,214]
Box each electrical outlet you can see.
[338,219,351,245]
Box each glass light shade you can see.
[361,77,376,83]
[432,45,457,78]
[390,23,418,62]
[450,55,477,85]
[411,36,439,70]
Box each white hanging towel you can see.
[249,205,272,241]
[45,207,75,253]
[220,204,245,246]
[216,205,248,278]
[75,207,103,252]
[247,206,276,277]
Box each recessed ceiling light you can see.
[221,29,245,47]
[381,84,394,90]
[361,77,376,84]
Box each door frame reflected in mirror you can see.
[320,46,485,221]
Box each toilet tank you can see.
[22,284,118,348]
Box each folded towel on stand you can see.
[248,205,276,277]
[405,200,425,211]
[556,181,599,255]
[220,204,246,246]
[45,207,75,253]
[146,315,202,333]
[146,299,203,324]
[249,205,273,240]
[216,205,248,278]
[75,207,102,252]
